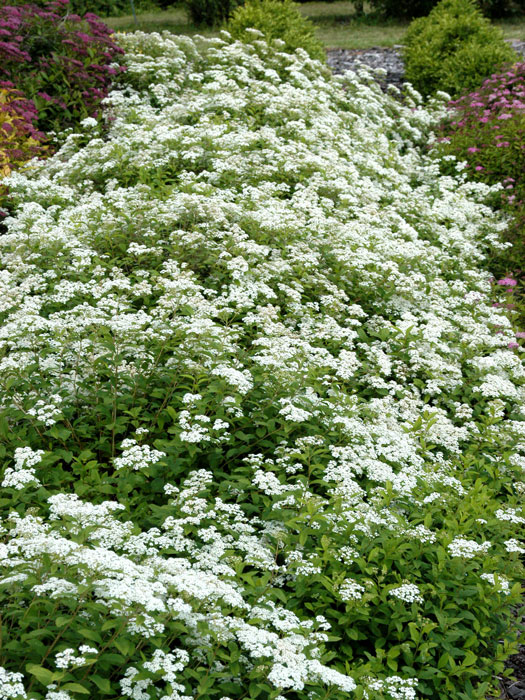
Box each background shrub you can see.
[0,0,125,133]
[184,0,242,26]
[476,0,524,17]
[434,62,525,317]
[403,0,517,98]
[367,0,440,20]
[227,0,325,61]
[0,87,46,177]
[0,87,47,226]
[367,0,522,19]
[0,0,172,15]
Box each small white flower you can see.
[114,439,165,471]
[505,538,525,554]
[388,584,423,604]
[80,117,98,129]
[339,578,365,602]
[480,573,511,595]
[448,537,491,559]
[0,666,26,699]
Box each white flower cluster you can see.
[32,577,78,599]
[480,573,511,595]
[177,411,229,444]
[0,667,26,699]
[113,438,166,471]
[1,446,44,490]
[505,538,525,554]
[339,577,366,601]
[121,649,191,700]
[388,584,424,604]
[447,537,492,559]
[365,676,419,700]
[211,364,253,394]
[495,507,525,524]
[45,692,71,700]
[27,394,63,426]
[55,645,97,669]
[0,27,523,700]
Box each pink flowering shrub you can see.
[437,63,525,211]
[0,87,47,225]
[434,62,525,329]
[0,87,46,177]
[0,0,126,133]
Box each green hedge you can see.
[227,0,325,60]
[403,0,517,98]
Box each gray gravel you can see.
[326,40,525,91]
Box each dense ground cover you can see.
[0,29,525,700]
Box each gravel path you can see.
[326,40,525,90]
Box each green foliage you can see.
[1,0,175,16]
[227,0,326,61]
[0,88,47,179]
[0,1,125,135]
[476,0,525,18]
[183,0,242,26]
[403,0,518,98]
[0,29,524,700]
[65,0,134,14]
[433,61,525,330]
[367,0,437,20]
[367,0,522,19]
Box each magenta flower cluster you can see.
[0,87,45,162]
[437,62,525,213]
[0,0,125,133]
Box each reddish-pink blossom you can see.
[497,277,517,286]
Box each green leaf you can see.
[78,627,102,643]
[249,682,262,698]
[438,652,450,669]
[460,650,478,668]
[114,637,134,655]
[408,622,420,643]
[25,664,55,686]
[62,683,91,694]
[92,676,113,694]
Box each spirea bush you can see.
[403,0,517,98]
[226,0,325,62]
[436,63,525,288]
[0,87,46,177]
[0,30,524,700]
[435,63,525,233]
[0,0,125,133]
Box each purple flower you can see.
[497,277,517,286]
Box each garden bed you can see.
[0,27,524,700]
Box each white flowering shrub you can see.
[0,29,524,700]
